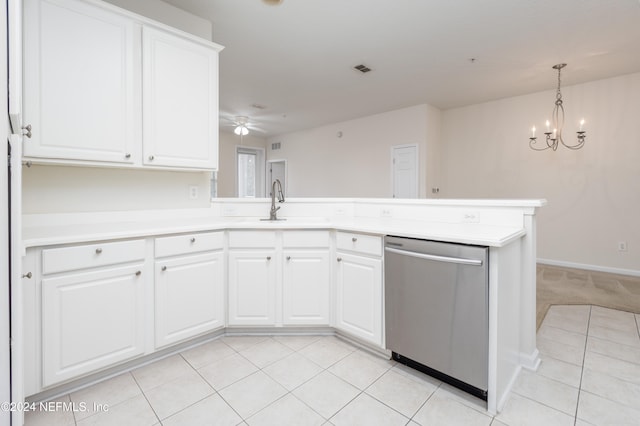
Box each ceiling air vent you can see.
[353,64,372,73]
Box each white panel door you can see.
[392,144,418,198]
[155,252,224,348]
[335,253,383,346]
[41,264,146,387]
[228,250,276,325]
[143,26,219,169]
[283,250,330,325]
[23,0,138,163]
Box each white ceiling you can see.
[162,0,640,137]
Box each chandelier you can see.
[529,63,586,151]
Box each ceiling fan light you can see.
[234,125,249,136]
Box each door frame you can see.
[266,159,287,198]
[390,143,419,198]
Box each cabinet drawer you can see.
[283,231,330,248]
[336,232,382,257]
[42,240,146,275]
[228,231,276,248]
[155,232,223,258]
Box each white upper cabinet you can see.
[143,26,219,169]
[23,0,139,164]
[22,0,223,170]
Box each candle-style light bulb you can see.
[546,120,550,132]
[552,128,557,139]
[531,126,536,138]
[579,119,585,131]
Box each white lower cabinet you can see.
[154,251,224,348]
[227,230,331,327]
[42,263,146,387]
[335,232,384,346]
[227,249,277,325]
[283,249,330,325]
[27,228,382,396]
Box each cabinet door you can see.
[142,26,219,169]
[283,250,330,325]
[228,250,276,325]
[23,0,138,164]
[335,253,383,346]
[41,264,145,387]
[155,252,224,348]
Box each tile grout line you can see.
[572,305,592,426]
[180,350,248,426]
[129,370,163,426]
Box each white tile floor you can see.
[24,305,640,426]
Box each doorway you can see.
[236,146,265,198]
[267,159,287,198]
[391,144,418,198]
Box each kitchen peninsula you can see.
[21,198,545,415]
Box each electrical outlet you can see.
[380,208,393,218]
[618,241,628,252]
[189,185,199,199]
[461,211,480,223]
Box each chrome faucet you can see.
[269,179,285,220]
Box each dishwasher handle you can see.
[384,246,483,266]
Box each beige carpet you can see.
[536,264,640,329]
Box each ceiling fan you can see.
[222,116,266,136]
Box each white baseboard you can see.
[537,258,640,278]
[496,364,522,414]
[520,349,541,372]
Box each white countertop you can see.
[22,214,526,248]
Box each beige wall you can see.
[440,72,640,273]
[22,165,212,214]
[265,104,441,198]
[217,132,268,198]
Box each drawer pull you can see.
[266,256,271,261]
[22,272,33,279]
[286,256,291,261]
[135,270,142,276]
[337,257,342,262]
[161,266,167,272]
[190,237,196,243]
[148,155,154,161]
[352,237,358,242]
[125,153,131,159]
[95,248,103,254]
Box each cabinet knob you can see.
[148,155,154,161]
[95,248,103,254]
[190,237,196,243]
[161,266,167,272]
[266,256,271,260]
[337,257,342,262]
[22,272,33,279]
[135,270,142,276]
[286,256,291,261]
[125,153,131,159]
[352,237,358,242]
[22,124,32,138]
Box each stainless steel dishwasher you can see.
[384,235,489,400]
